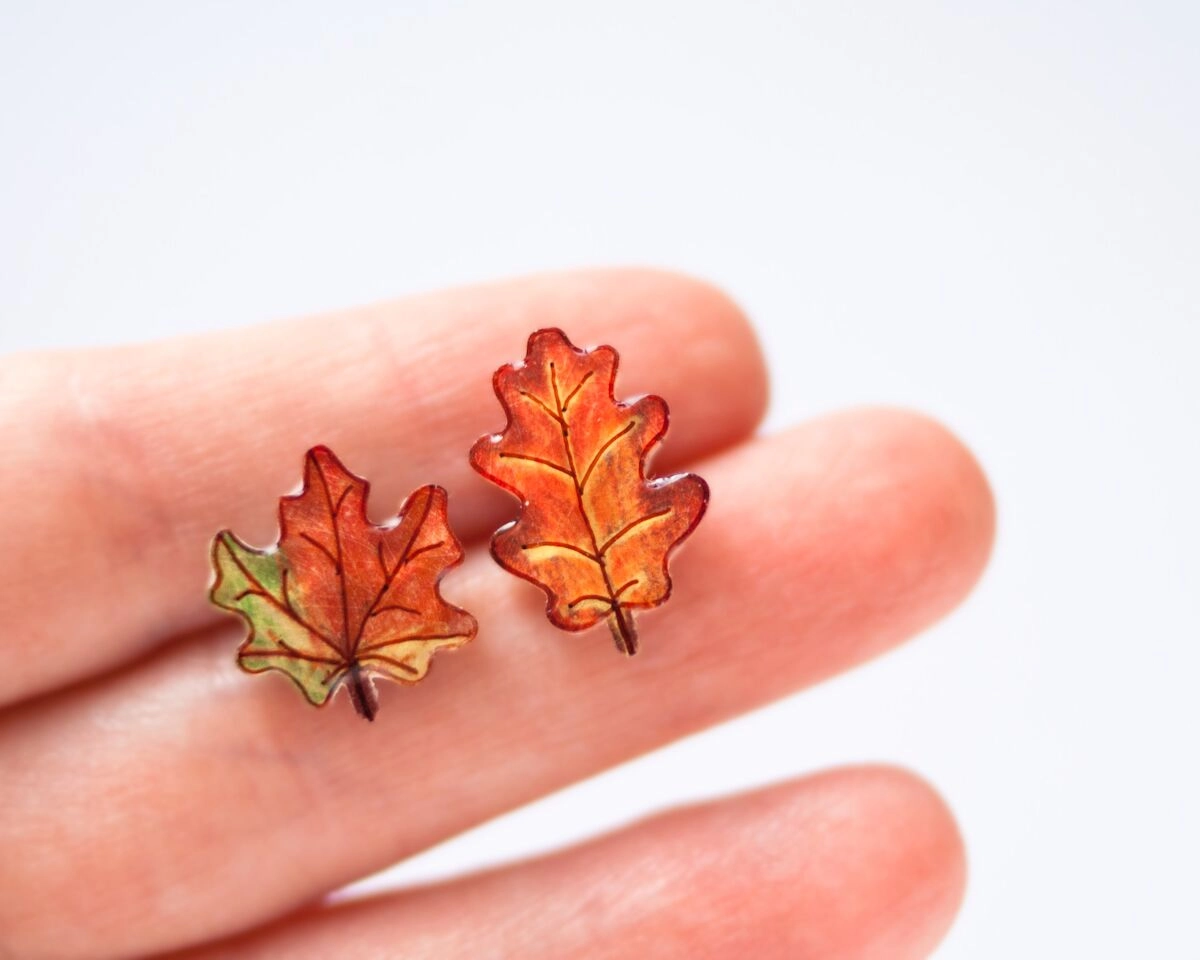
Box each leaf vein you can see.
[521,540,600,563]
[561,370,594,412]
[370,603,421,618]
[519,389,563,424]
[547,362,632,645]
[355,652,420,677]
[300,533,338,569]
[568,594,613,609]
[599,509,672,556]
[312,454,352,655]
[219,538,344,658]
[352,489,437,653]
[579,421,635,491]
[358,632,469,655]
[499,452,573,476]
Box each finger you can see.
[0,409,994,959]
[0,268,766,706]
[176,767,966,960]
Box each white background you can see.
[2,3,1197,956]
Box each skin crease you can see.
[0,271,995,960]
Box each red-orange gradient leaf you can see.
[210,446,476,719]
[470,328,708,655]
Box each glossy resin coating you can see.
[470,328,708,655]
[210,446,476,719]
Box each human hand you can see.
[0,270,994,959]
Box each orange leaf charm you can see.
[210,447,476,720]
[470,328,708,655]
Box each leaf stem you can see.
[346,662,378,722]
[608,606,639,656]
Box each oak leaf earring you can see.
[469,328,708,655]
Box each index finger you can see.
[0,269,767,705]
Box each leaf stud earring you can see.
[470,328,708,655]
[209,446,477,719]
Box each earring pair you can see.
[209,328,708,720]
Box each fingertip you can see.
[772,406,993,636]
[627,268,770,436]
[853,407,997,619]
[767,764,968,959]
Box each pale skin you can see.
[0,270,995,959]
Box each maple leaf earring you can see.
[470,328,708,655]
[209,446,477,720]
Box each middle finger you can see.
[0,410,993,960]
